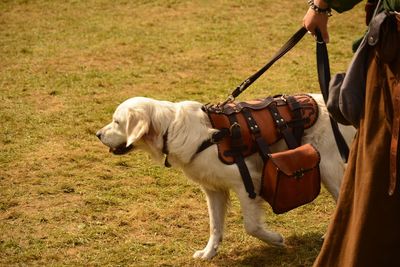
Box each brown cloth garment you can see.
[313,21,400,267]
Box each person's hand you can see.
[303,0,330,43]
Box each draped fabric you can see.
[313,35,400,266]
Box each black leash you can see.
[315,29,349,162]
[220,27,308,105]
[219,26,349,163]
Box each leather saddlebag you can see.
[261,144,321,214]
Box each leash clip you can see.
[219,94,235,107]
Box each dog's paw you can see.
[268,233,285,247]
[193,248,217,260]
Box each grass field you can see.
[1,1,365,266]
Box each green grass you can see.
[1,0,364,266]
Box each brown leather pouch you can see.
[261,144,321,214]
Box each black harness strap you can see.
[224,114,257,199]
[162,129,172,167]
[268,104,299,149]
[286,96,305,145]
[242,108,271,161]
[195,128,230,155]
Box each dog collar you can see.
[162,129,171,168]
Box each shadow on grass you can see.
[214,232,324,267]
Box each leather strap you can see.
[389,82,400,195]
[195,128,230,155]
[268,104,299,149]
[225,114,256,199]
[315,29,350,163]
[286,96,305,145]
[242,108,271,161]
[222,27,308,104]
[162,129,172,167]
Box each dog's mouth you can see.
[109,143,134,155]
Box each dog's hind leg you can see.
[237,191,285,247]
[193,188,229,260]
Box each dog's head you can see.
[96,97,153,155]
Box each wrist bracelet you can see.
[307,0,332,17]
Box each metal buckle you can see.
[229,122,240,133]
[210,132,220,144]
[219,95,235,107]
[293,168,305,179]
[275,117,288,130]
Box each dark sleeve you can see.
[325,0,364,13]
[383,0,400,11]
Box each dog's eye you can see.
[114,120,120,125]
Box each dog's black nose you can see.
[96,131,102,140]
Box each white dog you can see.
[96,94,355,260]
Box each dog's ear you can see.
[126,109,150,147]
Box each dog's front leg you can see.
[193,188,229,260]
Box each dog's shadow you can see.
[213,232,324,267]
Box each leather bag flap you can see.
[268,144,320,177]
